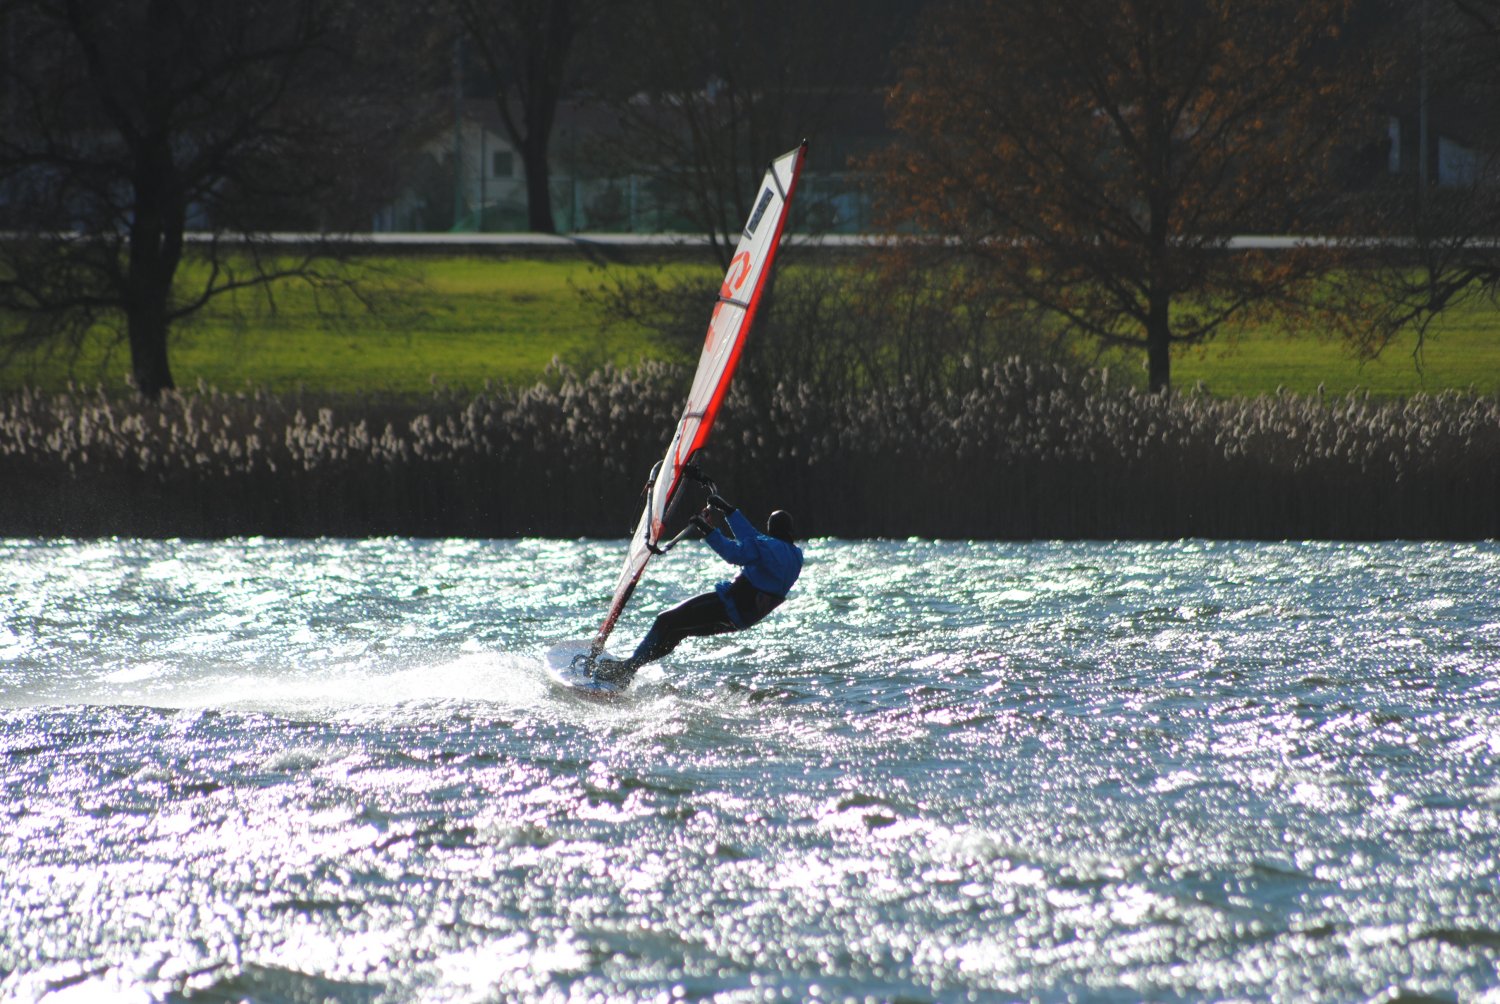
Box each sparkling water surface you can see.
[1,538,1498,1003]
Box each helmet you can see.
[766,510,795,543]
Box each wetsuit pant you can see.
[629,591,738,667]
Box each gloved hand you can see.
[689,514,714,536]
[706,493,735,515]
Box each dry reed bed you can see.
[2,360,1496,538]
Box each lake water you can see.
[1,538,1498,1003]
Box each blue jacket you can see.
[705,509,803,627]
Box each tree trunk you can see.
[126,138,183,399]
[127,308,174,398]
[522,135,557,233]
[1146,290,1172,395]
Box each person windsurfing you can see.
[592,493,803,686]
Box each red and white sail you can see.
[591,142,807,656]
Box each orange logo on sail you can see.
[707,251,753,337]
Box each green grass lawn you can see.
[1054,285,1500,397]
[2,253,1496,397]
[0,255,687,397]
[1165,297,1500,397]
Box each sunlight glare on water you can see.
[1,537,1499,1002]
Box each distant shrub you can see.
[2,361,1497,538]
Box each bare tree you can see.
[0,0,440,398]
[451,0,598,234]
[873,0,1381,393]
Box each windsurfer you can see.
[593,493,803,685]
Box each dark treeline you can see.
[16,0,1500,400]
[3,361,1496,540]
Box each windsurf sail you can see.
[590,141,808,657]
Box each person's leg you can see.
[631,591,736,667]
[593,592,737,685]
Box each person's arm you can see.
[704,508,760,565]
[724,508,759,542]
